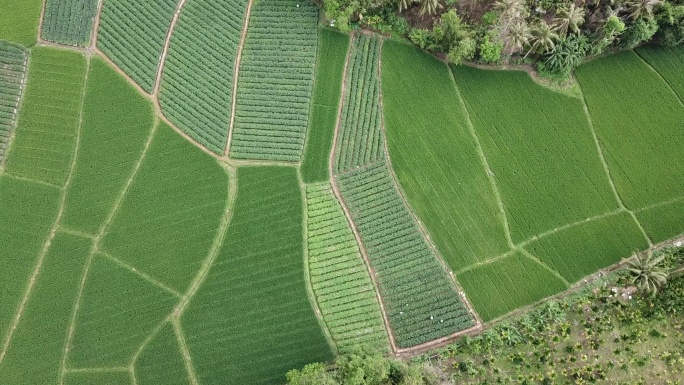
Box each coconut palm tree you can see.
[625,252,669,296]
[419,0,442,15]
[625,0,661,20]
[526,21,558,57]
[505,20,531,54]
[554,3,586,37]
[495,0,528,26]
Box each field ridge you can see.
[99,252,182,298]
[153,0,189,96]
[633,49,684,107]
[0,55,90,364]
[225,0,255,156]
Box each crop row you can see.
[41,0,99,46]
[306,183,388,352]
[159,0,249,154]
[98,0,178,92]
[336,162,475,347]
[0,41,27,162]
[229,0,318,161]
[334,34,384,174]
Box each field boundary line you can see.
[375,37,484,349]
[227,158,298,168]
[224,0,254,157]
[99,252,182,298]
[36,40,90,53]
[519,249,570,287]
[328,32,398,355]
[37,0,47,44]
[172,317,200,385]
[0,57,90,365]
[1,172,61,189]
[448,66,515,249]
[635,194,684,213]
[65,367,129,373]
[60,118,160,383]
[299,176,337,354]
[59,227,96,239]
[130,316,172,367]
[89,0,104,50]
[455,250,516,276]
[632,50,684,108]
[0,50,31,174]
[130,367,138,385]
[152,0,188,97]
[576,82,652,247]
[174,163,237,317]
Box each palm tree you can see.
[554,3,586,37]
[419,0,442,15]
[625,252,669,296]
[625,0,661,20]
[526,21,558,57]
[505,20,531,54]
[495,0,528,25]
[398,0,417,13]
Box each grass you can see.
[97,0,177,92]
[0,177,60,364]
[159,0,249,154]
[42,0,100,46]
[381,40,509,269]
[230,0,319,161]
[305,183,388,352]
[4,47,87,186]
[101,122,228,293]
[635,44,684,101]
[0,41,28,162]
[182,166,333,385]
[63,371,131,385]
[134,324,190,385]
[0,0,42,47]
[61,58,154,235]
[301,28,349,183]
[525,211,649,283]
[68,253,178,368]
[576,50,684,210]
[337,162,475,348]
[457,251,568,322]
[334,34,384,173]
[636,198,684,244]
[454,65,618,244]
[0,233,91,385]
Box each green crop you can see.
[42,0,99,46]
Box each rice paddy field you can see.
[0,1,682,383]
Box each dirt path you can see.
[224,0,254,157]
[153,0,187,97]
[89,0,104,51]
[327,32,399,355]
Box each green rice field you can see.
[0,2,682,383]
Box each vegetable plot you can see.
[0,41,27,163]
[159,0,249,154]
[306,183,389,352]
[230,0,318,161]
[42,0,100,46]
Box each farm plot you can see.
[576,50,684,211]
[301,28,349,183]
[182,167,332,385]
[0,41,27,162]
[159,0,249,154]
[63,371,131,385]
[0,233,90,385]
[101,122,228,293]
[97,0,178,92]
[4,47,86,186]
[457,252,568,322]
[525,212,649,283]
[453,65,618,243]
[134,324,190,385]
[0,178,60,353]
[0,0,42,46]
[306,183,388,352]
[41,0,100,46]
[336,162,475,348]
[636,198,684,244]
[334,34,384,174]
[636,45,684,101]
[68,253,178,368]
[381,40,509,269]
[61,58,154,235]
[229,0,318,161]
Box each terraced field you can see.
[0,2,683,383]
